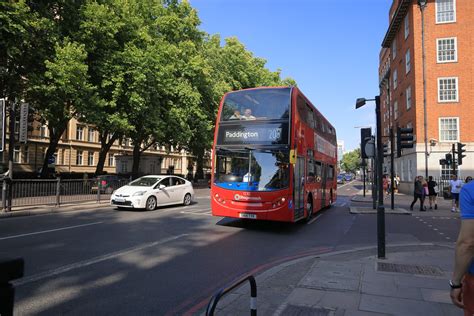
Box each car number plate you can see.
[239,213,256,219]
[114,197,125,202]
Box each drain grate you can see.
[281,305,333,316]
[377,262,444,276]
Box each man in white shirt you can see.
[450,174,463,212]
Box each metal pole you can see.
[420,3,429,178]
[375,96,386,259]
[7,100,15,212]
[363,162,366,197]
[390,128,395,210]
[372,157,376,210]
[452,144,456,176]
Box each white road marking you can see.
[307,213,322,225]
[0,222,103,241]
[180,209,212,216]
[13,234,188,286]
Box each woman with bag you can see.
[427,176,438,210]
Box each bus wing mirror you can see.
[290,149,296,164]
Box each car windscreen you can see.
[220,88,291,122]
[129,177,161,187]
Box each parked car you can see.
[110,175,194,211]
[91,175,129,194]
[337,174,345,184]
[344,174,354,182]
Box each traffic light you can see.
[383,143,389,157]
[445,153,453,165]
[360,128,372,159]
[457,142,466,165]
[396,127,414,157]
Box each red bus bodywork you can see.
[211,87,337,222]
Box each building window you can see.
[438,77,458,102]
[406,86,412,110]
[394,101,398,120]
[121,162,128,173]
[441,164,456,179]
[436,0,456,23]
[88,152,94,166]
[404,14,409,39]
[88,128,95,142]
[76,126,84,141]
[393,69,398,90]
[76,150,83,165]
[405,49,411,74]
[439,117,459,142]
[108,153,115,166]
[437,37,457,63]
[13,146,21,163]
[40,124,48,138]
[391,40,397,60]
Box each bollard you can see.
[2,179,6,212]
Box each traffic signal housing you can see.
[383,143,389,157]
[360,128,372,159]
[396,127,414,157]
[457,142,466,165]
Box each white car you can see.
[110,175,194,211]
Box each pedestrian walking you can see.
[450,178,474,314]
[450,174,463,212]
[410,176,425,211]
[394,174,400,193]
[427,176,438,210]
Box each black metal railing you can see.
[206,274,257,316]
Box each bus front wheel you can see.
[306,197,313,222]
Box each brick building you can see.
[379,0,473,191]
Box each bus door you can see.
[294,156,305,220]
[321,163,328,207]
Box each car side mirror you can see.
[159,184,166,190]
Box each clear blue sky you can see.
[189,0,392,153]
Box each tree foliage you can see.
[340,148,361,174]
[2,0,296,178]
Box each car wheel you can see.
[183,193,192,206]
[145,196,157,211]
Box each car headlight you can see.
[133,191,146,196]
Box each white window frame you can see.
[22,146,29,164]
[405,49,411,74]
[439,117,459,142]
[76,126,84,141]
[436,0,456,24]
[40,124,48,138]
[406,86,412,110]
[404,14,409,39]
[393,69,398,90]
[14,146,21,163]
[76,150,83,165]
[108,153,115,166]
[437,37,457,63]
[88,152,94,166]
[438,77,459,102]
[88,128,95,142]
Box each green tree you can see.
[340,148,361,174]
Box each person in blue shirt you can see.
[450,177,474,314]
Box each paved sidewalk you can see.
[212,244,460,316]
[209,190,462,316]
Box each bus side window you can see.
[328,165,334,179]
[315,161,322,177]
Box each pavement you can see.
[208,190,463,316]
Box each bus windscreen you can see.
[214,149,289,191]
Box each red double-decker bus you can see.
[211,87,337,222]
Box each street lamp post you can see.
[356,96,386,259]
[418,0,429,178]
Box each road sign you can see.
[0,99,4,151]
[19,102,29,143]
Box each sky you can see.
[189,0,392,153]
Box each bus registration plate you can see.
[239,213,256,219]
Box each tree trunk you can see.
[132,141,142,179]
[95,132,119,176]
[194,147,205,181]
[40,125,66,178]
